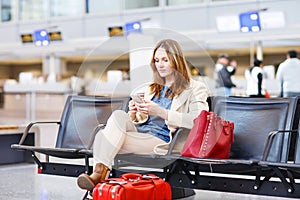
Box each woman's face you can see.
[154,48,174,79]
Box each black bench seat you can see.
[11,95,300,199]
[113,96,300,198]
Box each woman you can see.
[77,39,209,191]
[245,59,266,97]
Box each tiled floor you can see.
[0,163,294,200]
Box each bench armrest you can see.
[19,121,60,145]
[167,128,190,155]
[262,129,297,162]
[86,124,106,150]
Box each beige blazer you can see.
[131,79,209,154]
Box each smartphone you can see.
[131,94,144,103]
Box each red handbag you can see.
[93,173,172,200]
[181,110,234,159]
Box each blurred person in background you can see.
[215,54,237,96]
[245,59,267,97]
[214,53,230,73]
[227,59,238,75]
[276,50,300,97]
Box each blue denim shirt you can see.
[136,86,172,142]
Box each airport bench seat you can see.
[11,95,130,177]
[115,96,298,168]
[254,120,300,195]
[11,95,300,199]
[113,96,300,198]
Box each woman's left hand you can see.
[135,100,168,120]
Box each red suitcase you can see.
[93,173,172,200]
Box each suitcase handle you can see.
[131,180,154,186]
[121,173,142,181]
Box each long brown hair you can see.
[149,39,191,99]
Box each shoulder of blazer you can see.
[189,79,207,91]
[172,79,202,102]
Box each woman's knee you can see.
[111,110,127,117]
[110,110,129,123]
[106,110,133,132]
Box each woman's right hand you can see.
[128,100,137,121]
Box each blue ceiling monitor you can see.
[125,21,142,36]
[33,29,50,46]
[239,11,261,33]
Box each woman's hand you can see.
[135,100,168,120]
[128,100,137,121]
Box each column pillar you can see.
[128,34,155,91]
[42,53,66,82]
[256,40,263,61]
